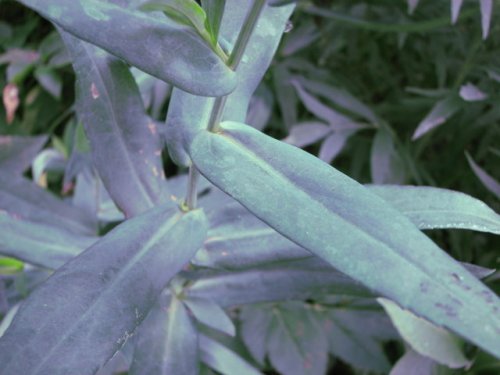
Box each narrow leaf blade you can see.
[189,122,500,357]
[16,0,236,96]
[61,32,169,217]
[0,204,208,375]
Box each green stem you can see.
[184,165,200,211]
[183,0,266,209]
[227,0,267,70]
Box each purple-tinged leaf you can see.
[0,212,96,269]
[0,174,95,235]
[188,265,372,307]
[370,129,406,184]
[266,302,329,375]
[390,350,441,375]
[296,77,378,124]
[137,296,199,375]
[240,305,273,364]
[480,0,493,39]
[459,82,488,101]
[412,96,462,140]
[185,297,235,336]
[466,152,500,198]
[16,0,236,96]
[61,32,169,217]
[451,0,464,24]
[292,80,359,129]
[0,135,47,175]
[283,122,331,148]
[407,0,420,15]
[379,298,470,368]
[319,130,357,164]
[0,204,207,375]
[189,122,500,357]
[164,1,294,167]
[369,185,500,234]
[321,309,391,372]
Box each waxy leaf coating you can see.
[60,32,170,217]
[189,121,500,357]
[16,0,236,96]
[0,204,208,375]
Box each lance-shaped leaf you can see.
[379,298,470,368]
[16,0,236,96]
[184,297,235,336]
[368,185,500,234]
[319,308,393,373]
[195,184,500,271]
[0,135,47,175]
[130,294,199,375]
[265,302,329,375]
[0,212,96,269]
[0,204,208,375]
[199,335,261,375]
[188,266,372,307]
[466,152,500,199]
[0,174,95,235]
[164,1,294,167]
[189,121,500,357]
[61,32,169,217]
[412,95,462,140]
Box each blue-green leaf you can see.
[320,308,393,372]
[164,1,294,167]
[0,174,95,235]
[368,185,500,234]
[390,349,442,375]
[266,302,328,375]
[0,212,96,269]
[188,266,372,307]
[61,32,170,217]
[240,305,274,364]
[200,335,261,375]
[16,0,236,96]
[133,295,200,375]
[379,298,471,368]
[0,204,208,375]
[0,135,47,175]
[185,297,235,336]
[189,121,500,357]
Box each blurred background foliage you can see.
[0,0,499,373]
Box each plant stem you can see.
[184,0,266,209]
[185,165,200,210]
[227,0,267,70]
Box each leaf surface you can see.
[266,302,328,375]
[0,135,47,174]
[61,32,169,217]
[16,0,236,96]
[164,1,294,166]
[369,185,500,234]
[0,174,95,235]
[0,204,208,375]
[189,121,500,357]
[412,96,462,140]
[0,212,96,269]
[379,298,470,368]
[199,335,261,375]
[185,297,235,336]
